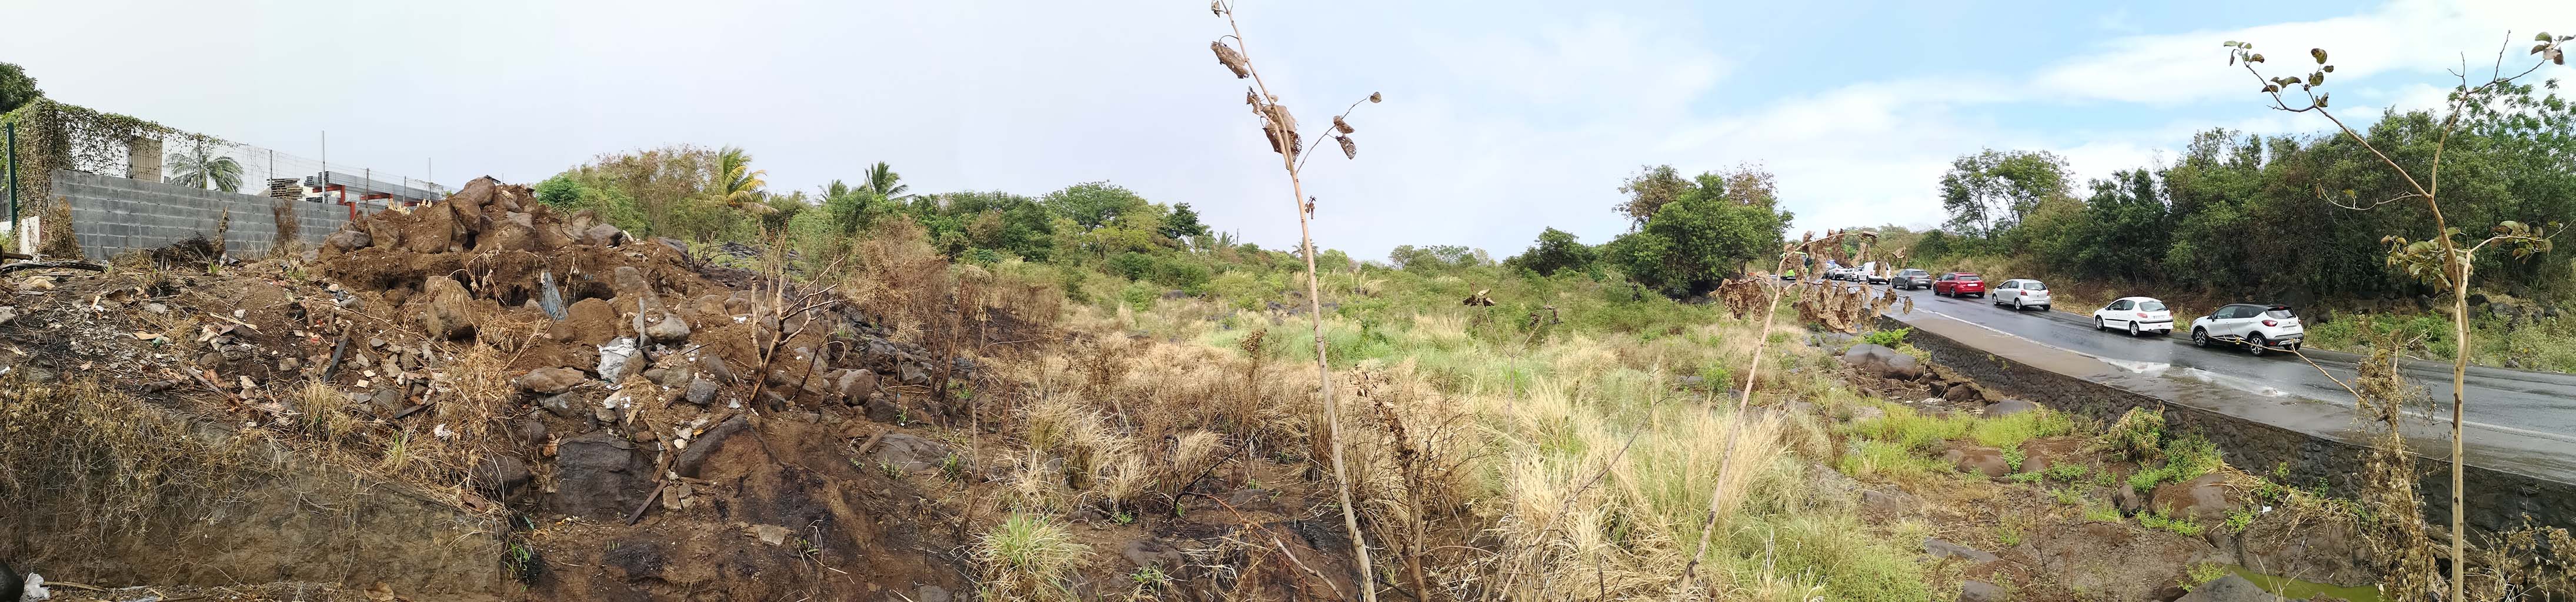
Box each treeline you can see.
[534,143,1800,305]
[533,145,1316,301]
[1905,85,2576,302]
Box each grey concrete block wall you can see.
[53,170,358,260]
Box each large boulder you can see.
[1942,446,2011,478]
[580,223,627,248]
[476,210,539,252]
[323,229,372,252]
[1958,580,2004,602]
[552,432,652,519]
[1983,399,2042,417]
[516,367,588,394]
[450,176,498,223]
[473,456,535,504]
[1923,537,1998,564]
[1839,343,1924,379]
[871,433,953,473]
[417,277,478,340]
[2151,474,2240,524]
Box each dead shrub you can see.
[0,376,269,540]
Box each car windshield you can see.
[1900,269,1926,276]
[1959,276,1981,282]
[2138,301,2167,312]
[2022,281,2047,290]
[2265,307,2296,319]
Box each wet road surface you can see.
[1872,284,2576,483]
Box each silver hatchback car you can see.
[1990,279,2051,311]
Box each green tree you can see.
[1043,181,1154,231]
[1940,149,2071,239]
[0,62,38,114]
[1504,227,1599,276]
[164,142,243,193]
[1161,202,1211,240]
[1607,165,1793,297]
[1615,165,1691,229]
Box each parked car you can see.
[1890,269,1933,290]
[1932,272,1985,297]
[1989,279,2051,310]
[1780,268,1798,280]
[2190,303,2305,355]
[2091,296,2174,336]
[1865,268,1890,285]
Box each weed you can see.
[2093,407,2164,461]
[1860,327,1911,347]
[2224,509,2255,534]
[2051,487,2084,506]
[976,513,1092,602]
[2084,503,2124,523]
[1838,439,1944,483]
[1969,408,2074,450]
[2180,562,2230,592]
[2140,511,2204,537]
[2001,446,2028,473]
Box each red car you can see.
[1932,272,1986,298]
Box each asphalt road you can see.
[1870,283,2576,483]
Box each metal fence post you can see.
[5,121,18,232]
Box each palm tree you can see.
[165,142,243,193]
[710,146,772,213]
[860,160,909,201]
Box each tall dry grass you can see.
[970,290,1932,601]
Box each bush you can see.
[1860,327,1911,347]
[2094,407,2164,461]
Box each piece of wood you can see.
[626,480,669,526]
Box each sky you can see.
[5,0,2574,260]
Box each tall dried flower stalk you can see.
[1208,2,1384,600]
[2225,34,2565,597]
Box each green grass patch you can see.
[1837,439,1945,483]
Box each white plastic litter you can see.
[598,337,639,384]
[22,571,49,601]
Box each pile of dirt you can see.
[0,176,1007,601]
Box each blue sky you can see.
[5,0,2571,260]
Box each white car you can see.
[2091,296,2174,336]
[1989,279,2051,311]
[2190,303,2305,356]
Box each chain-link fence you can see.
[5,99,448,249]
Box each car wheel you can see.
[2247,333,2270,356]
[2193,329,2210,347]
[2013,297,2025,310]
[2094,317,2105,331]
[2127,322,2140,337]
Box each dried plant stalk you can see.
[1209,4,1384,600]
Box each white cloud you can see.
[2034,0,2576,106]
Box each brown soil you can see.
[0,176,1339,602]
